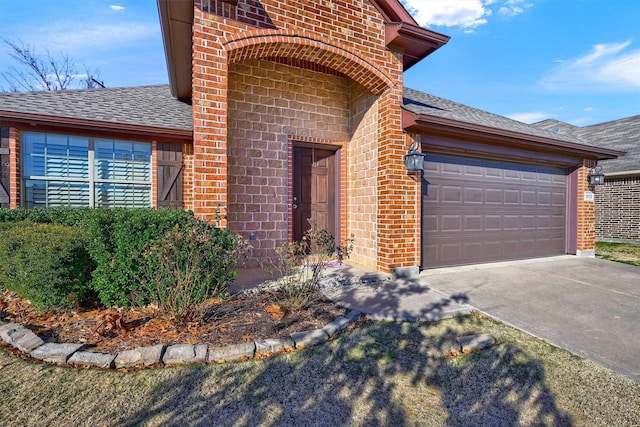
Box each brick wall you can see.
[8,127,19,209]
[576,160,596,252]
[0,127,9,208]
[376,77,419,273]
[348,82,378,269]
[191,0,397,225]
[227,59,351,265]
[192,0,411,272]
[182,142,194,211]
[595,176,640,242]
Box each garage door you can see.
[422,154,567,268]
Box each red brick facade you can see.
[185,0,602,271]
[190,0,411,271]
[8,127,19,209]
[576,160,597,254]
[0,0,608,274]
[596,176,640,242]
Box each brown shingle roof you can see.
[534,116,640,174]
[0,85,192,132]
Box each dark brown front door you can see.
[293,147,336,241]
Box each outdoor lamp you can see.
[587,165,605,186]
[404,142,426,172]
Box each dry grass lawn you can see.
[1,315,639,426]
[596,241,640,266]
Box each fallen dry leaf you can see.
[266,304,286,320]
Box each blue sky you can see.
[0,0,638,126]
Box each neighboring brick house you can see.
[535,116,640,243]
[0,0,621,274]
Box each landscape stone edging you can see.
[0,310,364,370]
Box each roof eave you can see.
[370,0,419,24]
[386,22,450,70]
[603,169,640,178]
[157,0,193,101]
[402,109,623,161]
[0,110,193,141]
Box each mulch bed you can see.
[0,289,347,354]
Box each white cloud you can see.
[541,41,640,92]
[109,5,125,11]
[401,0,489,28]
[506,111,550,123]
[34,22,157,52]
[498,0,532,16]
[400,0,532,28]
[584,107,594,111]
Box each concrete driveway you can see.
[421,256,640,382]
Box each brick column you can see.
[576,159,597,256]
[192,2,229,225]
[8,127,19,209]
[376,85,421,275]
[151,141,158,208]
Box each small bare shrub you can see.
[264,221,353,311]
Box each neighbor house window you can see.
[22,132,151,208]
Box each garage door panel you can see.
[442,215,462,231]
[464,215,483,231]
[504,190,520,204]
[485,189,502,204]
[485,215,502,230]
[538,191,552,205]
[503,215,519,230]
[552,191,565,205]
[422,154,567,268]
[441,244,462,262]
[522,191,537,204]
[464,187,484,203]
[441,185,463,203]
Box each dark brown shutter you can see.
[156,142,183,209]
[0,128,10,207]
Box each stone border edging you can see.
[0,310,364,370]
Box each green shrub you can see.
[0,222,94,311]
[0,208,197,307]
[0,207,94,227]
[135,220,248,322]
[84,208,196,307]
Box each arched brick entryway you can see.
[223,30,394,95]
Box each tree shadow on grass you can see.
[122,269,572,426]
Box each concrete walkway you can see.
[420,256,640,383]
[233,256,640,382]
[320,264,473,321]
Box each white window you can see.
[22,132,151,208]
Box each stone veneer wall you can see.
[595,176,640,242]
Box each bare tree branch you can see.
[0,38,104,92]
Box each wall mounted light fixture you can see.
[587,165,605,186]
[404,141,426,172]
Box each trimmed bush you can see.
[82,209,196,307]
[0,207,94,227]
[0,208,196,307]
[0,222,94,311]
[136,220,247,321]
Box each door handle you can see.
[292,204,298,209]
